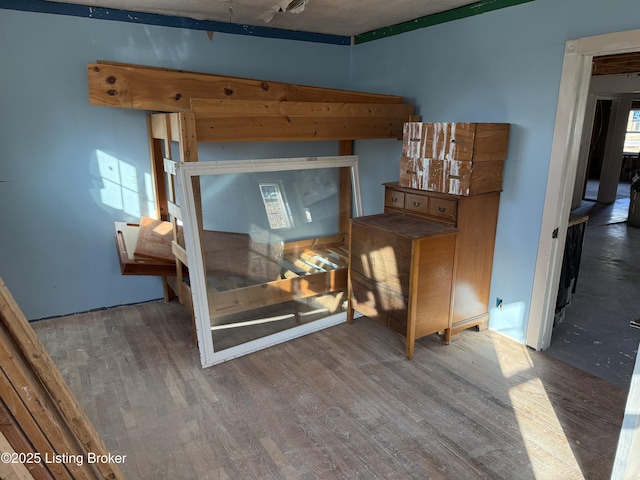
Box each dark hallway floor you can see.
[545,180,640,389]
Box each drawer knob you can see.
[391,197,398,203]
[438,207,446,213]
[413,201,421,207]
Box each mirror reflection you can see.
[196,167,349,351]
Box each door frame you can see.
[526,28,640,350]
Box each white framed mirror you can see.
[176,156,362,367]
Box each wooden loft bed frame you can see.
[88,61,416,346]
[145,113,367,327]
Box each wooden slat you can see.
[593,52,640,75]
[0,329,92,480]
[147,114,176,298]
[171,241,189,268]
[114,223,178,276]
[134,217,179,262]
[326,246,349,264]
[300,249,341,269]
[177,112,202,229]
[167,201,181,221]
[339,140,353,237]
[165,113,181,145]
[194,115,406,142]
[149,113,169,141]
[88,62,404,112]
[0,430,35,480]
[283,255,323,274]
[0,278,126,480]
[0,372,68,480]
[208,269,347,320]
[0,400,54,480]
[282,234,345,254]
[190,98,413,118]
[282,269,302,280]
[177,112,198,163]
[166,277,193,316]
[147,116,167,221]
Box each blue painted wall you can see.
[350,0,640,342]
[0,9,350,319]
[2,0,639,344]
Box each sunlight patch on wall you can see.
[144,172,156,219]
[96,150,155,219]
[489,300,527,343]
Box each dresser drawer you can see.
[348,213,458,359]
[429,197,457,222]
[399,156,504,196]
[385,189,405,209]
[403,122,473,161]
[402,122,510,162]
[384,185,459,225]
[405,193,429,216]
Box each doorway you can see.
[526,28,640,352]
[545,71,640,387]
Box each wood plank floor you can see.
[32,300,626,480]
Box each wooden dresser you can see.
[393,121,509,337]
[383,182,500,335]
[349,122,509,358]
[348,213,458,359]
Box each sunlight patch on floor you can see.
[492,337,584,479]
[508,377,582,479]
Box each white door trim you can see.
[526,28,640,350]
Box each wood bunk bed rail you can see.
[204,233,349,323]
[189,98,412,142]
[88,61,406,111]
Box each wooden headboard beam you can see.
[189,98,412,117]
[88,62,405,112]
[194,114,409,142]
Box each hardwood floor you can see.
[33,300,626,480]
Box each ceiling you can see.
[45,0,478,37]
